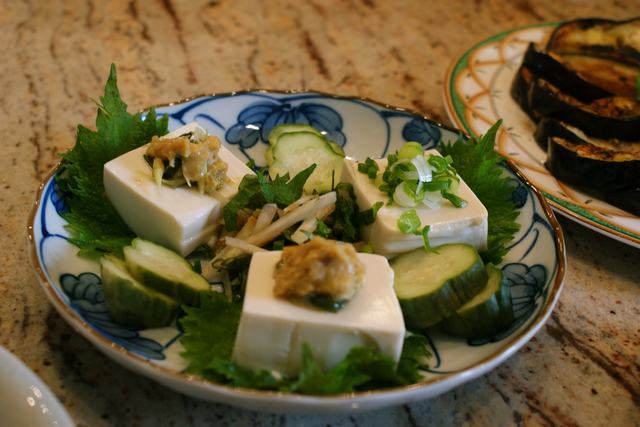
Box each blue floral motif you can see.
[60,272,166,360]
[402,118,442,149]
[50,179,69,216]
[225,101,346,150]
[510,178,529,209]
[503,263,547,323]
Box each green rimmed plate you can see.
[443,23,640,249]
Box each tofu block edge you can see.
[103,123,254,256]
[232,251,406,376]
[341,150,488,257]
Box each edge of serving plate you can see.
[442,22,640,248]
[27,90,566,413]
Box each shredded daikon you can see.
[224,237,268,254]
[253,203,277,234]
[247,192,337,247]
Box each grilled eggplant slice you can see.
[547,17,640,66]
[510,65,536,120]
[560,54,640,98]
[539,118,640,191]
[522,43,613,102]
[528,77,640,141]
[601,188,640,216]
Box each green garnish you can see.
[179,294,431,393]
[421,225,432,252]
[323,183,380,242]
[371,142,465,209]
[398,209,434,252]
[397,209,421,234]
[358,201,383,225]
[180,292,242,377]
[56,64,168,257]
[313,220,332,238]
[439,120,520,264]
[223,164,316,231]
[636,74,640,101]
[397,141,423,160]
[441,190,467,208]
[308,294,347,313]
[357,157,379,179]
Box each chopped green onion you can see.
[358,201,384,225]
[308,294,346,312]
[398,141,424,160]
[422,191,443,209]
[422,178,451,192]
[397,209,421,234]
[410,155,432,182]
[393,182,419,207]
[421,225,434,252]
[442,190,467,208]
[357,157,379,179]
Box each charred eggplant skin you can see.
[511,65,640,142]
[601,188,640,216]
[510,65,536,120]
[546,17,640,67]
[541,118,640,191]
[522,43,612,102]
[528,78,640,142]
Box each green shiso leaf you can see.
[180,292,243,376]
[56,64,168,257]
[223,164,316,231]
[179,292,432,394]
[325,182,381,243]
[439,120,520,264]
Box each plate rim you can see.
[0,346,75,426]
[27,90,566,411]
[442,22,640,248]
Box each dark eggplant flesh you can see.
[522,43,613,102]
[546,17,640,67]
[541,118,640,192]
[528,76,640,142]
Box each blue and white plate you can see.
[29,91,565,413]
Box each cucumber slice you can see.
[392,244,487,330]
[265,145,274,165]
[100,255,178,329]
[269,131,344,193]
[442,264,514,339]
[268,123,323,146]
[124,238,210,306]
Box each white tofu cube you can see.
[341,149,488,257]
[232,251,405,376]
[103,123,253,256]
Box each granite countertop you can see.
[1,1,639,425]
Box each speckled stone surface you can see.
[1,1,639,426]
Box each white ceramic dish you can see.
[29,91,565,413]
[444,23,640,248]
[0,346,74,427]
